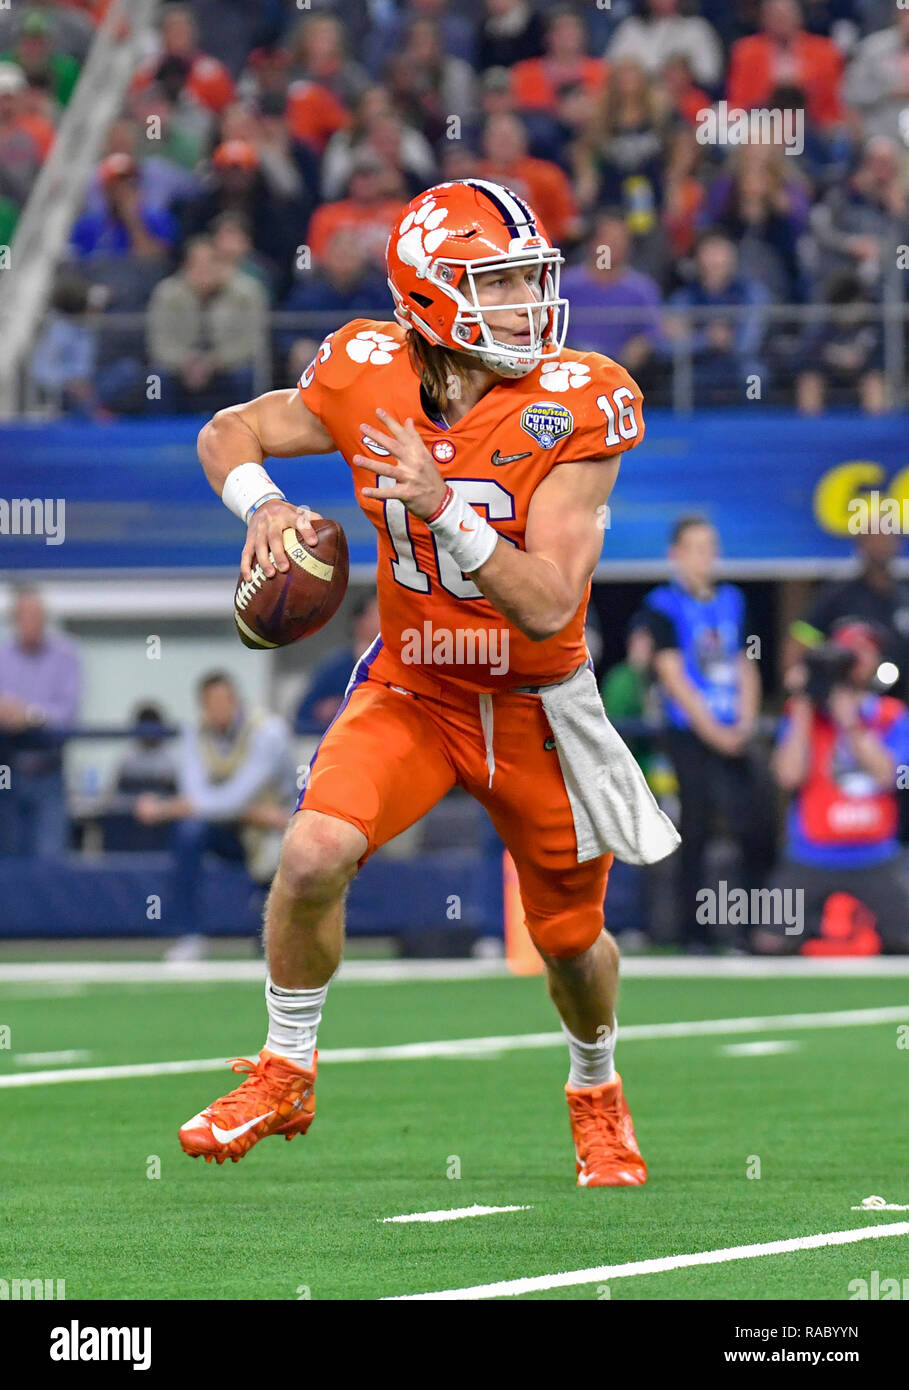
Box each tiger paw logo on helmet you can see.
[396,196,451,270]
[539,361,590,392]
[345,330,402,365]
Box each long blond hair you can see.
[405,328,474,415]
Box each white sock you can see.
[562,1019,617,1089]
[264,976,328,1069]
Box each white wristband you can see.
[426,485,499,573]
[221,462,286,524]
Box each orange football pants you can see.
[298,656,612,959]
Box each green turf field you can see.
[2,966,908,1300]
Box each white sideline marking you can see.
[3,956,909,986]
[0,960,511,986]
[720,1041,798,1057]
[13,1049,92,1066]
[381,1205,531,1224]
[0,982,89,998]
[0,1004,904,1089]
[382,1221,909,1300]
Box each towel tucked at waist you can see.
[535,663,681,866]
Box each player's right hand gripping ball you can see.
[234,520,349,649]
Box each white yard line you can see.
[12,1049,92,1066]
[380,1205,531,1224]
[0,960,510,986]
[382,1221,909,1300]
[2,956,909,986]
[0,1004,904,1089]
[720,1041,800,1057]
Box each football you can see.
[233,520,349,649]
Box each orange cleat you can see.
[565,1072,647,1187]
[179,1049,317,1164]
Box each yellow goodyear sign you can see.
[813,462,909,537]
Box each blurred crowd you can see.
[3,0,909,416]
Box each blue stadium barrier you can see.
[0,724,655,938]
[3,410,909,570]
[0,848,497,939]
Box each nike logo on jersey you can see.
[543,737,557,751]
[459,522,475,532]
[491,449,532,466]
[209,1110,275,1144]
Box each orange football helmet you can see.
[385,179,569,378]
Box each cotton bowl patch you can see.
[520,401,573,450]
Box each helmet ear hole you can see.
[410,291,433,308]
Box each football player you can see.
[180,180,650,1185]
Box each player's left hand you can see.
[354,409,447,521]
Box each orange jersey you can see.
[510,56,608,112]
[306,199,402,265]
[285,79,351,153]
[132,53,235,113]
[297,317,644,693]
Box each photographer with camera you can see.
[753,620,909,955]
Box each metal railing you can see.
[21,300,909,418]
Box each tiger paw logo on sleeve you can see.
[345,330,401,365]
[538,360,591,392]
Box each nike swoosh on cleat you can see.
[209,1110,275,1144]
[491,450,531,466]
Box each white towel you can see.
[537,663,681,866]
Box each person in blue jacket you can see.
[640,513,775,950]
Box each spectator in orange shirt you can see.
[306,151,404,269]
[133,5,234,114]
[479,111,581,246]
[510,6,607,114]
[285,77,351,155]
[727,0,844,129]
[18,73,60,152]
[0,61,55,204]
